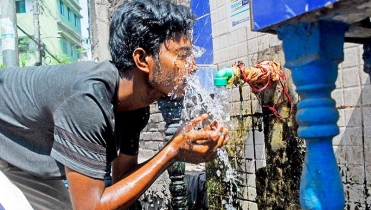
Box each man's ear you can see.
[133,48,151,73]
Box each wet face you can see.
[148,33,197,100]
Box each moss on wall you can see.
[255,104,304,210]
[206,115,252,210]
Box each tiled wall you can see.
[332,43,371,209]
[137,0,371,209]
[208,0,371,209]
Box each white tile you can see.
[216,5,227,21]
[210,10,217,24]
[209,0,217,11]
[218,19,228,35]
[213,36,220,51]
[331,89,344,107]
[257,35,269,52]
[268,33,281,47]
[342,66,360,88]
[219,34,229,49]
[237,27,247,43]
[237,41,248,58]
[216,0,225,8]
[247,38,258,55]
[342,46,360,69]
[343,87,361,106]
[344,108,362,128]
[228,31,238,46]
[228,45,238,60]
[361,84,371,106]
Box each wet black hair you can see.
[109,0,196,75]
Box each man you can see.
[0,0,228,209]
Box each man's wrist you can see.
[162,143,180,165]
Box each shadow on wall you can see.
[333,67,371,209]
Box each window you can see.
[67,7,71,21]
[62,39,68,54]
[16,0,26,13]
[59,0,64,15]
[70,45,74,57]
[74,14,79,27]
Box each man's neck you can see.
[116,73,162,112]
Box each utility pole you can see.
[33,0,42,66]
[1,0,19,67]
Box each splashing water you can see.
[183,74,230,124]
[183,73,239,210]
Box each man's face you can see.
[149,33,197,100]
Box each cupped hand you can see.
[170,114,229,164]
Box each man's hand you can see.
[170,114,229,163]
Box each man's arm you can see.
[111,154,138,185]
[65,144,176,210]
[65,114,228,209]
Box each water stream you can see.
[183,73,239,210]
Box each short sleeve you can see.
[116,106,150,156]
[51,92,115,179]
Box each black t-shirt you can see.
[0,61,149,179]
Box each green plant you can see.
[53,54,70,64]
[19,54,27,67]
[18,37,30,53]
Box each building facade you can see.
[1,0,85,66]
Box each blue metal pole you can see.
[277,21,346,209]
